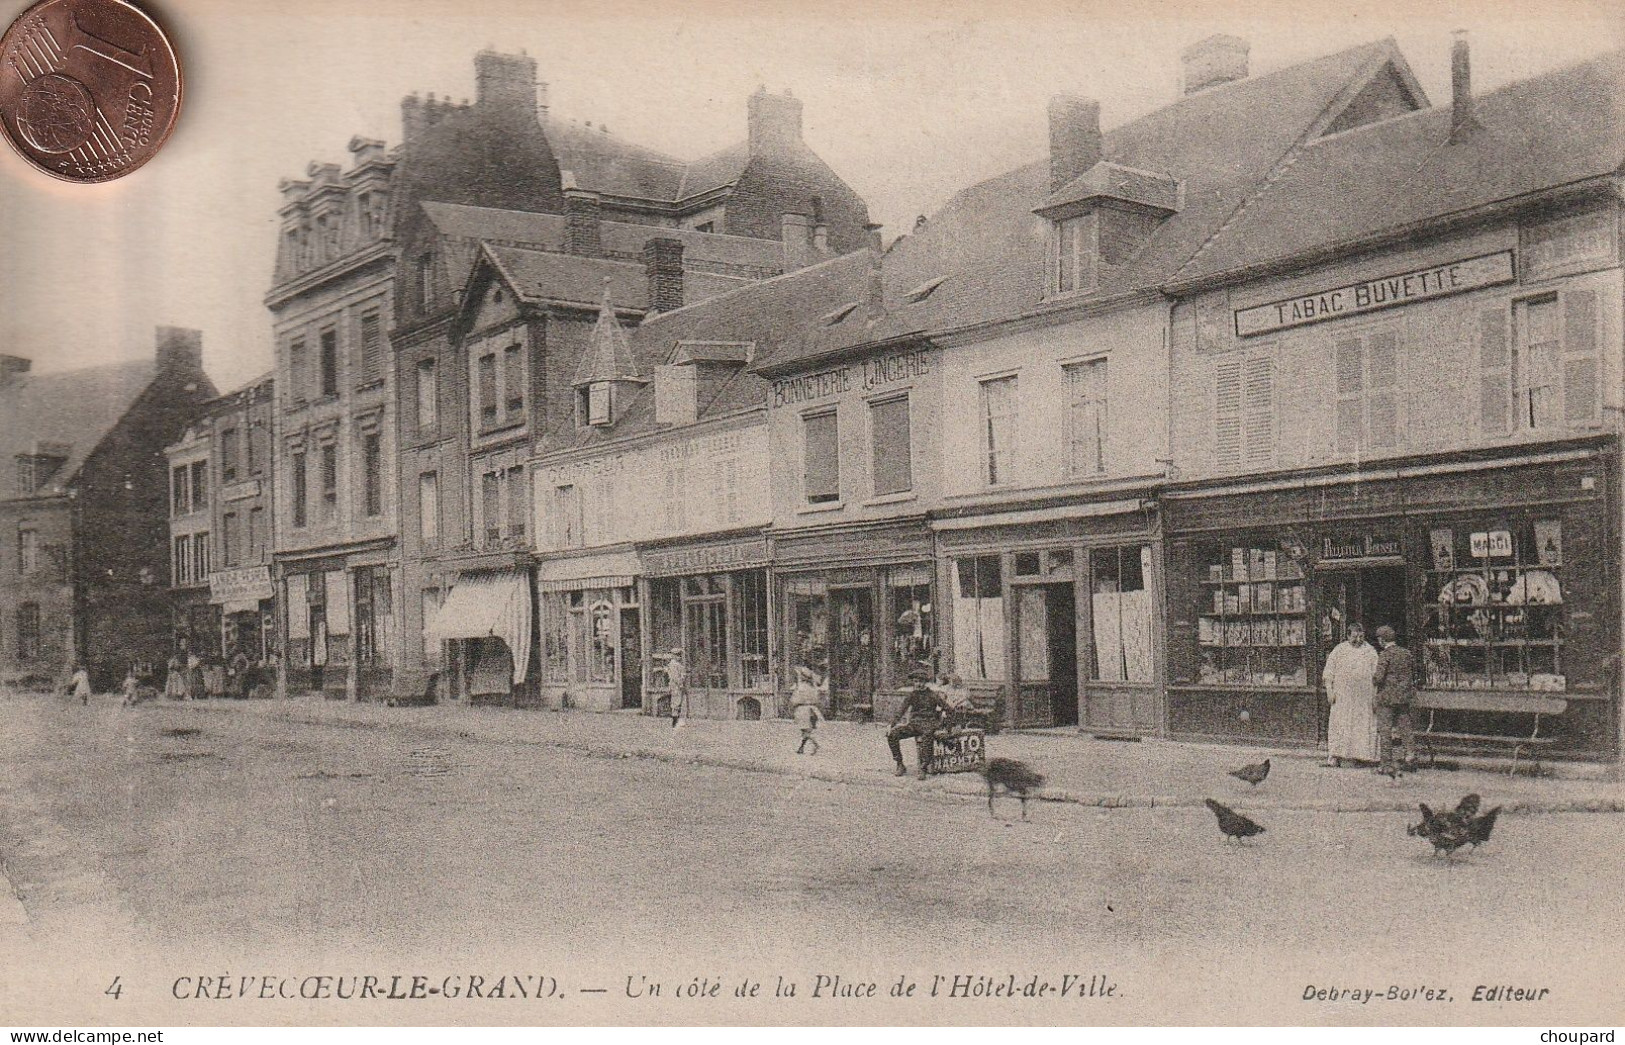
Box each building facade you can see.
[267,137,399,700]
[1,328,215,692]
[164,374,278,678]
[1162,45,1624,760]
[389,50,877,704]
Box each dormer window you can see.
[579,382,613,427]
[1053,213,1098,296]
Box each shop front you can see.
[427,567,534,706]
[1164,441,1618,760]
[773,519,936,722]
[934,498,1163,733]
[641,533,774,720]
[535,549,639,712]
[209,565,277,696]
[280,556,348,699]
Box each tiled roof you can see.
[543,116,688,201]
[483,244,649,311]
[0,359,156,499]
[538,249,876,454]
[572,283,645,386]
[792,38,1413,361]
[420,201,567,247]
[677,141,751,199]
[1174,50,1625,284]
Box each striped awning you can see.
[534,550,641,592]
[425,571,531,685]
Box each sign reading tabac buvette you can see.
[1233,250,1516,337]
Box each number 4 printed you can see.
[105,976,122,999]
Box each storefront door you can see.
[1013,582,1078,728]
[1315,564,1407,742]
[619,608,642,710]
[829,586,875,718]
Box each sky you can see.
[0,0,1619,392]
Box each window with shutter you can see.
[1065,359,1107,476]
[507,466,527,540]
[482,471,501,546]
[1366,330,1400,449]
[979,376,1018,485]
[478,354,497,429]
[358,312,382,387]
[1242,356,1274,467]
[1562,288,1599,423]
[1478,308,1511,436]
[1214,359,1242,469]
[1515,296,1559,428]
[870,394,912,496]
[803,410,840,504]
[1334,338,1364,453]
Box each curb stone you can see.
[172,701,1625,815]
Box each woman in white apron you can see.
[1322,622,1379,766]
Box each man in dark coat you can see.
[1373,624,1417,774]
[887,668,950,779]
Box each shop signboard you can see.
[1469,530,1514,559]
[1318,533,1401,563]
[927,728,987,774]
[209,566,274,606]
[642,538,770,578]
[1234,251,1516,336]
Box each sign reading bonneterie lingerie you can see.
[1233,251,1516,337]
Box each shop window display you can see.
[954,556,1005,681]
[1422,520,1566,692]
[1090,545,1155,683]
[1196,543,1309,687]
[888,567,934,680]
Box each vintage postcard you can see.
[1,0,1623,1028]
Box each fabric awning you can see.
[425,571,531,685]
[534,550,641,592]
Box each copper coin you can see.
[0,0,180,182]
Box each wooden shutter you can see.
[1563,288,1599,423]
[870,395,912,496]
[1214,359,1242,469]
[1478,307,1511,436]
[1334,337,1364,453]
[1242,356,1274,468]
[1366,330,1400,448]
[803,411,840,502]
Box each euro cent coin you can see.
[0,0,180,182]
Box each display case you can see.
[1196,544,1309,687]
[1421,521,1566,692]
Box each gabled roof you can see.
[1174,49,1625,285]
[0,359,156,499]
[572,283,646,386]
[537,249,876,455]
[802,38,1419,357]
[677,141,752,200]
[482,244,648,312]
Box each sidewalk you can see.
[154,693,1625,814]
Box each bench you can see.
[1412,691,1568,776]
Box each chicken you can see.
[1408,802,1470,859]
[1453,793,1482,819]
[1466,806,1503,849]
[1204,798,1265,843]
[982,757,1046,821]
[1228,758,1270,787]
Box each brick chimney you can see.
[748,86,803,154]
[400,92,425,143]
[1048,94,1102,192]
[0,354,30,387]
[643,237,685,314]
[1448,30,1479,143]
[565,186,602,257]
[155,326,202,378]
[474,50,541,120]
[1181,34,1249,95]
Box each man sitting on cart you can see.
[888,665,951,780]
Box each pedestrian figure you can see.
[1322,623,1379,766]
[791,666,824,755]
[1373,624,1417,775]
[186,651,204,701]
[120,669,140,707]
[164,653,186,700]
[68,663,92,705]
[662,648,688,728]
[887,667,950,779]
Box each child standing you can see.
[68,664,92,705]
[791,666,824,755]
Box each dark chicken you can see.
[1408,802,1471,859]
[1204,798,1266,843]
[1228,758,1270,787]
[982,757,1046,821]
[1466,805,1503,849]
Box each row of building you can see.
[4,34,1621,762]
